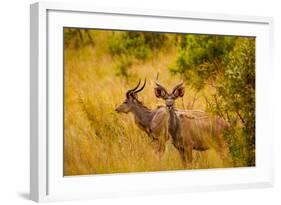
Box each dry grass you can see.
[63,30,233,176]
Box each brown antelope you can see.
[115,80,169,154]
[154,80,230,167]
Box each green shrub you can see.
[115,55,133,79]
[170,35,255,166]
[108,31,169,79]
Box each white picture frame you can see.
[30,1,274,202]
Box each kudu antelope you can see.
[154,80,230,166]
[115,80,169,154]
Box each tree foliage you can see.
[218,38,255,166]
[109,31,167,59]
[109,31,168,79]
[170,35,237,89]
[170,35,256,166]
[64,28,94,49]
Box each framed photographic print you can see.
[30,2,274,202]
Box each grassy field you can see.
[63,30,234,176]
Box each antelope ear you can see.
[154,87,167,99]
[173,86,185,98]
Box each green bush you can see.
[115,55,132,79]
[170,35,236,89]
[108,31,169,79]
[218,38,255,166]
[109,31,167,60]
[170,35,255,166]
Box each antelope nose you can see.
[166,99,174,107]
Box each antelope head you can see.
[115,79,146,113]
[154,79,185,110]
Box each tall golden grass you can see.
[63,30,233,176]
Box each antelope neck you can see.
[168,108,181,144]
[130,102,153,128]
